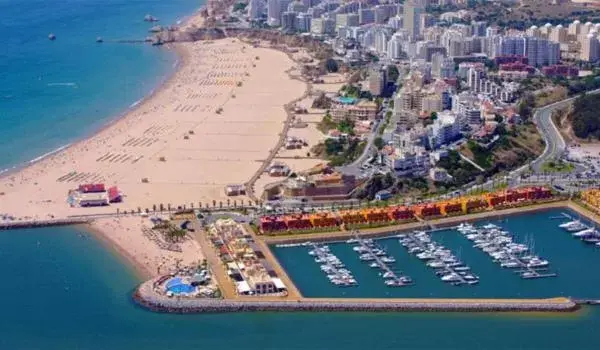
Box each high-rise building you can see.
[281,11,297,31]
[472,21,487,37]
[568,20,582,36]
[368,68,387,96]
[550,24,567,43]
[267,0,290,26]
[295,13,311,33]
[387,33,405,60]
[375,30,390,54]
[336,13,359,29]
[581,33,600,62]
[359,8,375,25]
[310,17,335,35]
[403,0,423,40]
[248,0,264,21]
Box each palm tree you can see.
[116,208,120,215]
[190,203,194,209]
[159,203,164,211]
[167,204,171,212]
[152,204,157,212]
[233,200,237,208]
[198,201,202,209]
[212,200,217,208]
[227,199,231,207]
[137,207,141,214]
[219,201,223,208]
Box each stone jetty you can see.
[0,218,89,230]
[134,278,578,314]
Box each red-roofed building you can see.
[78,183,105,193]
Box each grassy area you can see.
[311,138,367,166]
[541,160,575,173]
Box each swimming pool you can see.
[166,277,196,294]
[337,97,356,105]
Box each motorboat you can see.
[500,260,521,268]
[527,258,549,268]
[381,256,396,263]
[359,254,375,261]
[427,260,446,268]
[573,228,599,238]
[559,220,588,232]
[382,271,396,279]
[441,273,462,282]
[369,262,379,268]
[353,246,369,252]
[346,238,359,244]
[416,252,435,260]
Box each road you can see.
[523,89,600,174]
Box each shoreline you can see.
[0,43,183,180]
[83,223,154,281]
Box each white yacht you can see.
[382,271,396,279]
[441,273,462,282]
[559,220,587,232]
[573,228,599,238]
[381,256,396,263]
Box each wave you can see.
[129,98,143,108]
[47,82,78,87]
[28,143,71,164]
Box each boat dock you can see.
[350,232,412,287]
[398,231,478,286]
[0,218,90,230]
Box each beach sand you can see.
[88,216,204,278]
[0,38,306,220]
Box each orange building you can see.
[364,208,391,223]
[440,200,463,215]
[525,186,552,200]
[387,206,415,221]
[260,216,287,232]
[413,203,442,218]
[339,210,367,225]
[461,197,488,213]
[309,212,339,228]
[283,214,313,230]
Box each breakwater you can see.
[0,218,90,230]
[133,278,578,314]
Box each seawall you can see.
[133,278,578,314]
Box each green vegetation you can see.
[467,140,493,169]
[571,93,600,139]
[541,160,575,173]
[233,2,247,12]
[317,114,356,136]
[386,65,399,83]
[354,173,395,200]
[325,58,339,73]
[437,150,480,187]
[374,137,385,150]
[312,138,366,166]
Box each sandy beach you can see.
[87,216,203,278]
[0,38,306,220]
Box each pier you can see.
[133,277,579,313]
[398,231,476,286]
[0,218,90,230]
[350,232,412,287]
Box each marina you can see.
[308,242,357,287]
[558,215,600,247]
[271,207,600,299]
[347,233,413,288]
[398,231,479,286]
[457,223,558,280]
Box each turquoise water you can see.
[0,0,202,172]
[1,223,600,349]
[272,208,600,299]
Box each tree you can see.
[386,65,400,83]
[325,58,339,73]
[374,137,385,150]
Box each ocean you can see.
[1,215,600,350]
[0,0,202,173]
[1,0,600,348]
